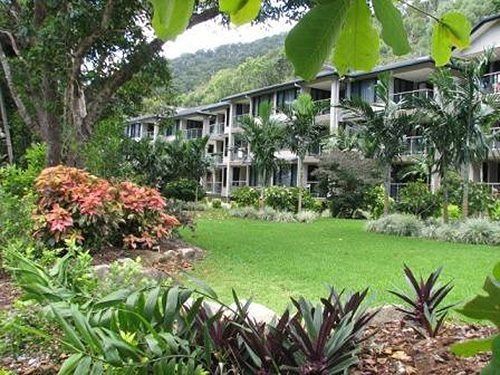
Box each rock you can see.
[179,248,196,260]
[228,301,277,324]
[93,264,110,279]
[370,305,405,326]
[158,250,179,263]
[142,267,168,281]
[116,258,135,266]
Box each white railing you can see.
[389,183,408,200]
[206,181,223,194]
[482,72,500,93]
[231,180,248,191]
[402,135,425,156]
[306,181,325,198]
[184,128,203,140]
[209,153,223,164]
[392,88,433,103]
[480,182,500,195]
[209,123,224,135]
[231,149,250,162]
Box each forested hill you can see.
[171,33,286,94]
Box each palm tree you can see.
[340,72,414,215]
[238,101,285,206]
[282,93,327,211]
[450,57,500,217]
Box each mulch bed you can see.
[353,319,495,374]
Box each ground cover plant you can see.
[182,214,498,312]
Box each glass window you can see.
[350,79,377,103]
[276,88,298,109]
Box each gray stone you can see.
[228,301,277,324]
[93,264,110,279]
[142,267,168,281]
[159,250,179,263]
[179,248,196,260]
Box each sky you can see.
[162,17,295,60]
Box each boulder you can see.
[179,248,196,260]
[228,301,277,324]
[158,250,179,263]
[93,264,110,279]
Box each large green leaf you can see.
[482,335,500,375]
[219,0,262,26]
[458,271,500,327]
[432,12,471,66]
[372,0,410,56]
[451,336,495,357]
[285,0,351,80]
[151,0,195,41]
[333,0,380,75]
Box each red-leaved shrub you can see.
[34,166,179,249]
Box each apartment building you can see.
[125,14,500,199]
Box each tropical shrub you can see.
[389,265,454,337]
[264,186,318,212]
[366,214,423,237]
[0,188,35,248]
[447,204,462,221]
[162,178,204,202]
[457,218,500,245]
[9,249,376,374]
[365,185,387,219]
[0,143,46,197]
[445,174,494,216]
[231,186,260,207]
[33,166,179,249]
[211,198,222,209]
[295,210,319,223]
[397,182,441,219]
[488,200,500,221]
[451,263,500,373]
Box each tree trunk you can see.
[461,163,470,219]
[383,164,391,216]
[38,76,63,166]
[442,170,449,224]
[297,157,303,212]
[0,85,13,163]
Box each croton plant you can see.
[33,166,179,249]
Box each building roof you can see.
[172,101,229,119]
[471,13,500,35]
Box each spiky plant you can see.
[389,265,454,337]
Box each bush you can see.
[263,186,316,212]
[457,218,500,245]
[33,166,180,249]
[211,199,222,209]
[447,204,462,221]
[445,174,494,216]
[231,186,260,207]
[0,143,46,197]
[366,214,423,237]
[488,200,500,221]
[162,178,204,202]
[397,182,441,219]
[295,210,319,223]
[365,185,387,219]
[0,188,35,248]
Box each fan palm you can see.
[340,72,415,215]
[282,93,328,211]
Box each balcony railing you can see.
[481,72,500,93]
[231,149,250,162]
[392,88,433,103]
[402,135,425,156]
[184,128,203,140]
[480,182,500,195]
[307,181,325,198]
[206,181,223,194]
[231,180,248,191]
[209,123,224,135]
[209,153,223,164]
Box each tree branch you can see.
[0,42,34,130]
[84,6,221,131]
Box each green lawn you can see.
[181,215,499,313]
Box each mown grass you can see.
[181,214,499,313]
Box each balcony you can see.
[307,181,325,198]
[480,182,500,195]
[392,88,433,103]
[209,153,223,165]
[402,136,425,156]
[231,149,251,162]
[231,180,248,190]
[314,99,332,115]
[482,72,500,93]
[206,181,223,195]
[184,128,203,140]
[209,123,224,136]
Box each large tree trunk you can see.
[0,85,13,163]
[39,76,63,166]
[297,157,303,212]
[383,164,391,216]
[461,163,470,219]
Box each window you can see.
[126,123,142,138]
[276,88,298,109]
[165,120,179,137]
[146,124,155,138]
[236,103,250,116]
[310,88,331,101]
[350,79,377,103]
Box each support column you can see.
[330,79,340,135]
[225,103,234,198]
